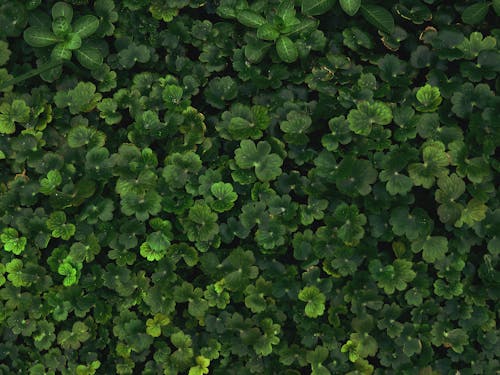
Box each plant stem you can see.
[0,60,64,91]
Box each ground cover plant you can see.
[0,0,499,374]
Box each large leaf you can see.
[24,27,60,47]
[72,15,99,38]
[301,0,336,16]
[75,46,103,70]
[461,2,489,25]
[360,4,395,33]
[276,36,298,63]
[340,0,361,16]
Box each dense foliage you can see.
[0,0,499,374]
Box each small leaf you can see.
[301,0,336,16]
[276,36,298,63]
[360,4,395,33]
[340,0,361,16]
[461,2,489,25]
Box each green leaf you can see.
[6,259,28,287]
[360,4,395,34]
[210,182,238,212]
[435,174,465,225]
[75,46,103,70]
[67,125,105,148]
[118,43,150,69]
[0,41,11,66]
[412,235,448,263]
[184,202,219,242]
[236,10,266,28]
[280,111,312,134]
[51,42,72,60]
[58,261,78,286]
[52,17,71,37]
[494,0,500,15]
[257,24,280,41]
[40,170,62,195]
[340,0,361,16]
[235,140,283,182]
[1,228,27,255]
[301,0,336,16]
[120,191,162,221]
[347,101,392,135]
[443,329,469,354]
[140,231,171,261]
[54,81,102,114]
[276,36,299,63]
[334,203,366,246]
[24,27,61,47]
[146,314,170,337]
[461,2,489,25]
[369,259,416,294]
[72,15,100,38]
[456,198,487,227]
[0,99,30,134]
[188,356,210,375]
[415,84,442,112]
[52,2,74,23]
[298,286,326,318]
[408,141,450,188]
